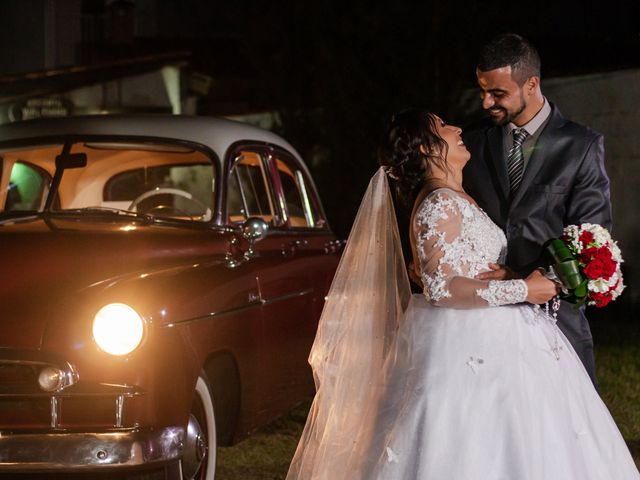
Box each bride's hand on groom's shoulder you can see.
[476,263,518,281]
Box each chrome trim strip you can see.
[161,300,263,327]
[295,170,315,227]
[262,288,313,306]
[50,396,59,429]
[0,427,184,470]
[0,382,144,399]
[161,288,313,328]
[0,392,141,399]
[115,395,124,428]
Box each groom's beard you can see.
[488,97,526,126]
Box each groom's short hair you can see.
[477,33,541,85]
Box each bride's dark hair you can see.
[378,108,449,209]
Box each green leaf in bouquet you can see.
[559,279,588,308]
[574,280,588,299]
[553,259,584,291]
[544,237,588,306]
[543,238,575,264]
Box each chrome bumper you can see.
[0,427,184,470]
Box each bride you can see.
[286,109,639,479]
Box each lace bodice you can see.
[413,188,527,308]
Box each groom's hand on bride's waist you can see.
[476,263,519,281]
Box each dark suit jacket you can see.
[462,104,612,277]
[462,103,612,384]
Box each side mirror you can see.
[241,217,269,259]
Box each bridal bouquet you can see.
[543,223,625,307]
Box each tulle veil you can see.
[286,167,411,479]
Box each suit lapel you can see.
[510,105,566,208]
[487,125,509,201]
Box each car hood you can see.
[0,216,225,349]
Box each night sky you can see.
[202,1,640,235]
[2,0,639,235]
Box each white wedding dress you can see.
[287,172,639,480]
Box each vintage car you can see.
[0,115,341,479]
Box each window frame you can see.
[223,143,282,227]
[226,150,277,225]
[266,147,326,230]
[223,141,329,232]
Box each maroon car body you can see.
[0,115,340,478]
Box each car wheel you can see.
[181,374,217,480]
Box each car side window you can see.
[4,161,50,211]
[227,151,275,225]
[274,156,319,228]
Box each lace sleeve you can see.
[413,190,527,308]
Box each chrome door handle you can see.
[282,239,307,256]
[323,239,345,254]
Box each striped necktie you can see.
[507,128,529,195]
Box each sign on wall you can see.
[7,96,74,122]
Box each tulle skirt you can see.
[356,295,639,479]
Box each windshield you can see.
[0,141,216,222]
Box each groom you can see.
[462,33,612,385]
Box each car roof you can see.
[0,114,329,226]
[0,114,303,164]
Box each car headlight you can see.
[93,303,145,356]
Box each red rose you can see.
[584,260,603,279]
[579,230,594,246]
[580,246,599,263]
[580,246,616,280]
[584,258,617,281]
[595,248,617,279]
[590,291,613,308]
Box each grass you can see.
[216,402,310,480]
[591,304,640,469]
[216,308,640,479]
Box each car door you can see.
[224,145,339,421]
[223,147,280,428]
[259,148,340,412]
